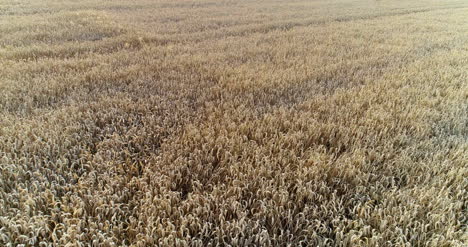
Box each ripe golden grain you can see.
[1,0,467,246]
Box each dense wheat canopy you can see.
[1,0,467,246]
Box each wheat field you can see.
[1,0,467,246]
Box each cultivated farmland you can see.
[0,0,467,246]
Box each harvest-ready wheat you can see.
[0,0,467,246]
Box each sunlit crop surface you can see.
[1,0,467,246]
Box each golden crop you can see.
[0,0,467,246]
